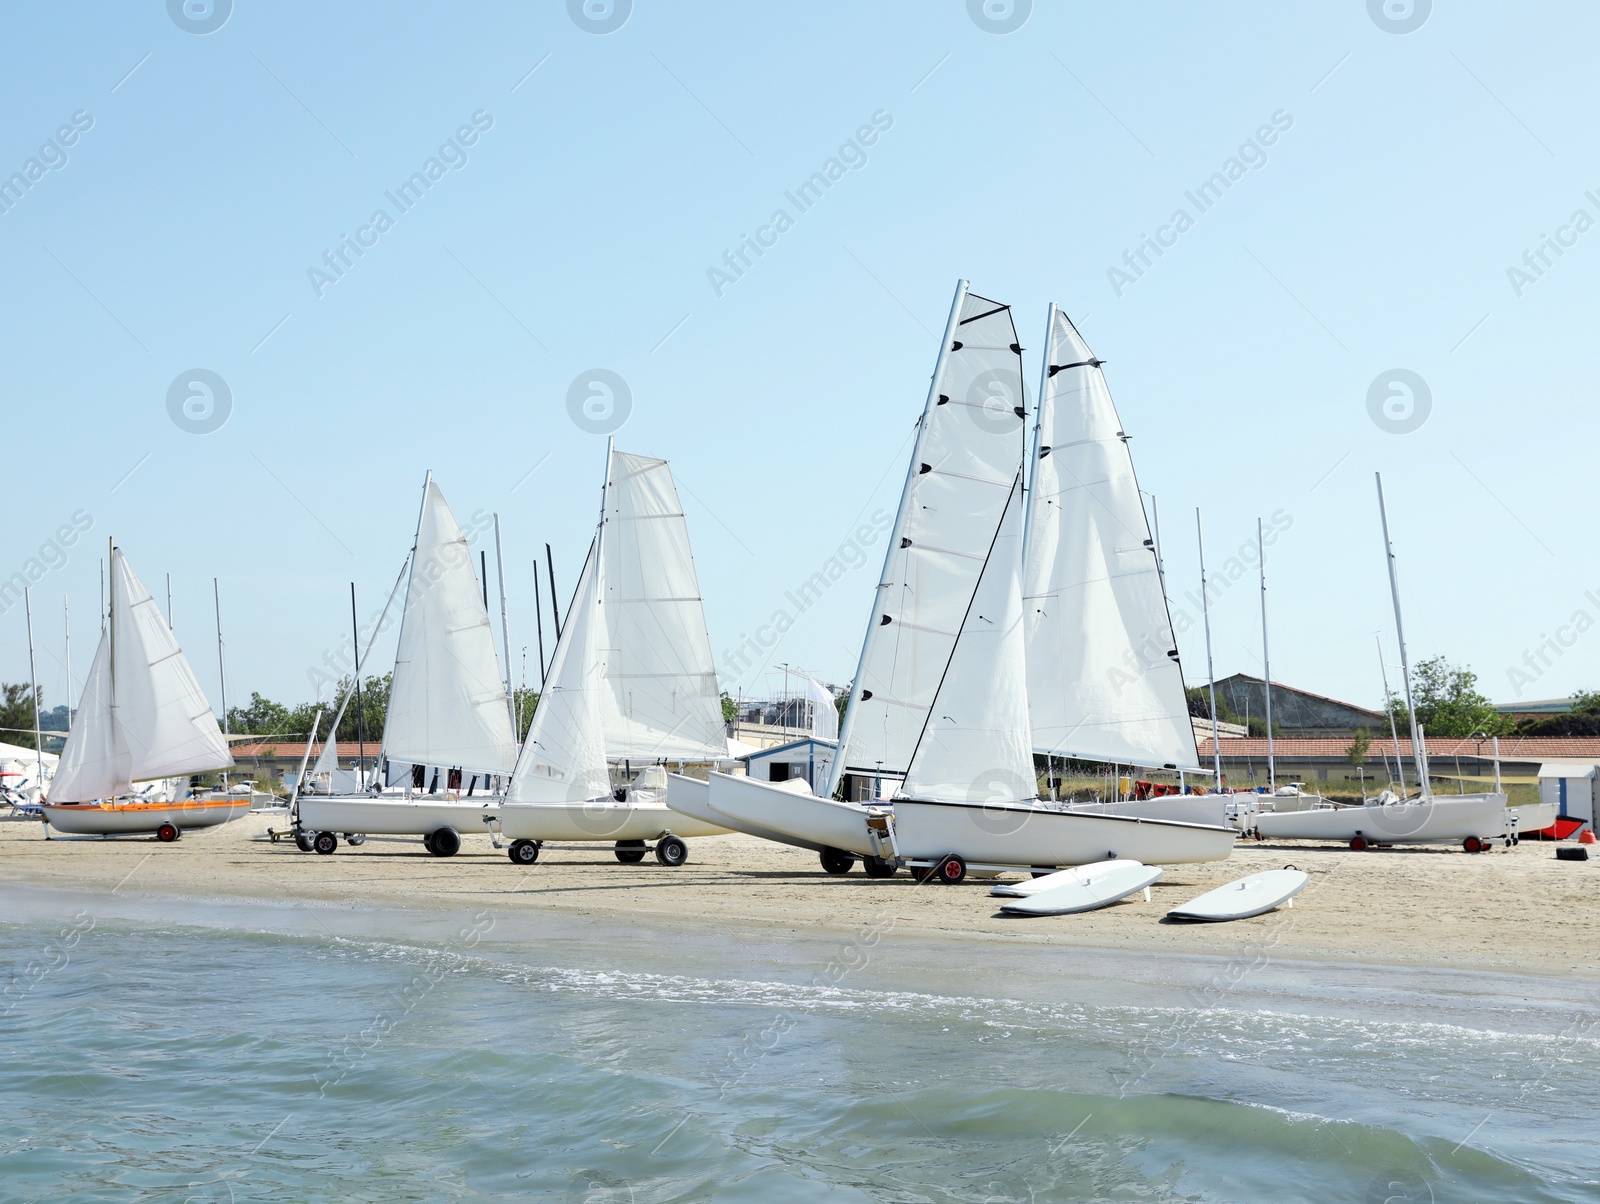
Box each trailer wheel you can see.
[428,827,461,858]
[509,839,539,865]
[1030,868,1054,878]
[1349,837,1367,851]
[294,832,315,852]
[1464,836,1483,854]
[935,855,967,885]
[614,840,647,864]
[911,863,937,883]
[819,847,855,875]
[655,835,688,867]
[863,856,897,879]
[345,834,365,847]
[156,823,178,843]
[313,831,339,855]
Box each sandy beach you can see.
[4,811,1595,983]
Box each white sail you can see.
[49,549,232,803]
[1023,307,1200,771]
[802,674,839,742]
[830,283,1027,793]
[901,475,1035,804]
[597,450,725,762]
[383,481,518,775]
[507,542,611,803]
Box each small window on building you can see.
[769,762,791,782]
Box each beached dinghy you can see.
[41,545,243,840]
[296,476,519,855]
[1166,867,1308,922]
[998,862,1164,917]
[493,446,729,868]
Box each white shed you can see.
[1537,761,1597,830]
[740,738,836,794]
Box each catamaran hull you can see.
[1254,794,1506,844]
[702,772,878,856]
[1066,797,1252,829]
[495,800,728,842]
[296,797,500,837]
[41,798,251,835]
[890,799,1236,867]
[664,774,832,852]
[1506,801,1558,837]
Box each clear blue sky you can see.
[3,0,1595,722]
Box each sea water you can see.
[0,887,1594,1202]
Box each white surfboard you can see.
[1165,868,1308,922]
[990,859,1145,898]
[998,863,1164,917]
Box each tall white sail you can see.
[383,481,518,775]
[49,549,233,802]
[830,282,1027,794]
[507,542,611,803]
[1023,306,1200,771]
[802,674,839,742]
[901,475,1035,804]
[597,450,726,762]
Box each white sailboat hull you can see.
[296,796,501,837]
[1254,793,1506,844]
[698,771,878,856]
[1066,796,1252,829]
[890,799,1235,867]
[1506,801,1557,836]
[42,797,251,835]
[495,799,728,842]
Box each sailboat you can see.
[1254,474,1507,851]
[669,284,1235,875]
[41,545,242,840]
[295,476,519,855]
[493,445,731,867]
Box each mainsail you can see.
[900,475,1035,804]
[1022,305,1200,771]
[383,480,518,776]
[49,548,233,802]
[506,541,611,803]
[829,281,1027,793]
[597,450,726,761]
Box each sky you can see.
[2,0,1596,725]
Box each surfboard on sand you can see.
[998,863,1164,916]
[989,859,1144,898]
[1165,868,1308,922]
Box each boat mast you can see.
[1374,634,1406,795]
[166,573,173,629]
[63,596,72,725]
[493,513,515,738]
[24,587,45,803]
[1195,510,1222,788]
[1258,518,1275,791]
[350,583,365,786]
[532,560,547,689]
[381,471,433,794]
[1375,473,1426,799]
[214,577,229,792]
[829,278,970,800]
[545,543,563,641]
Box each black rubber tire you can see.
[863,856,897,879]
[313,831,339,855]
[819,847,855,876]
[156,823,178,843]
[935,855,967,885]
[508,839,539,865]
[1464,836,1482,854]
[1350,837,1367,852]
[655,835,688,867]
[1030,868,1055,879]
[428,827,461,858]
[345,834,366,847]
[294,832,315,853]
[614,840,647,864]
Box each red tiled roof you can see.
[1198,736,1600,760]
[228,742,378,758]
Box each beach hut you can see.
[1537,761,1597,837]
[739,738,837,794]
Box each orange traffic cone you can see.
[1580,828,1597,845]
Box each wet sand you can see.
[3,810,1595,983]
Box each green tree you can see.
[0,682,42,749]
[1345,727,1371,794]
[512,687,539,741]
[721,691,737,725]
[1571,689,1600,715]
[333,673,391,743]
[226,691,292,735]
[1387,656,1511,738]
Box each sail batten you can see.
[1023,306,1200,771]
